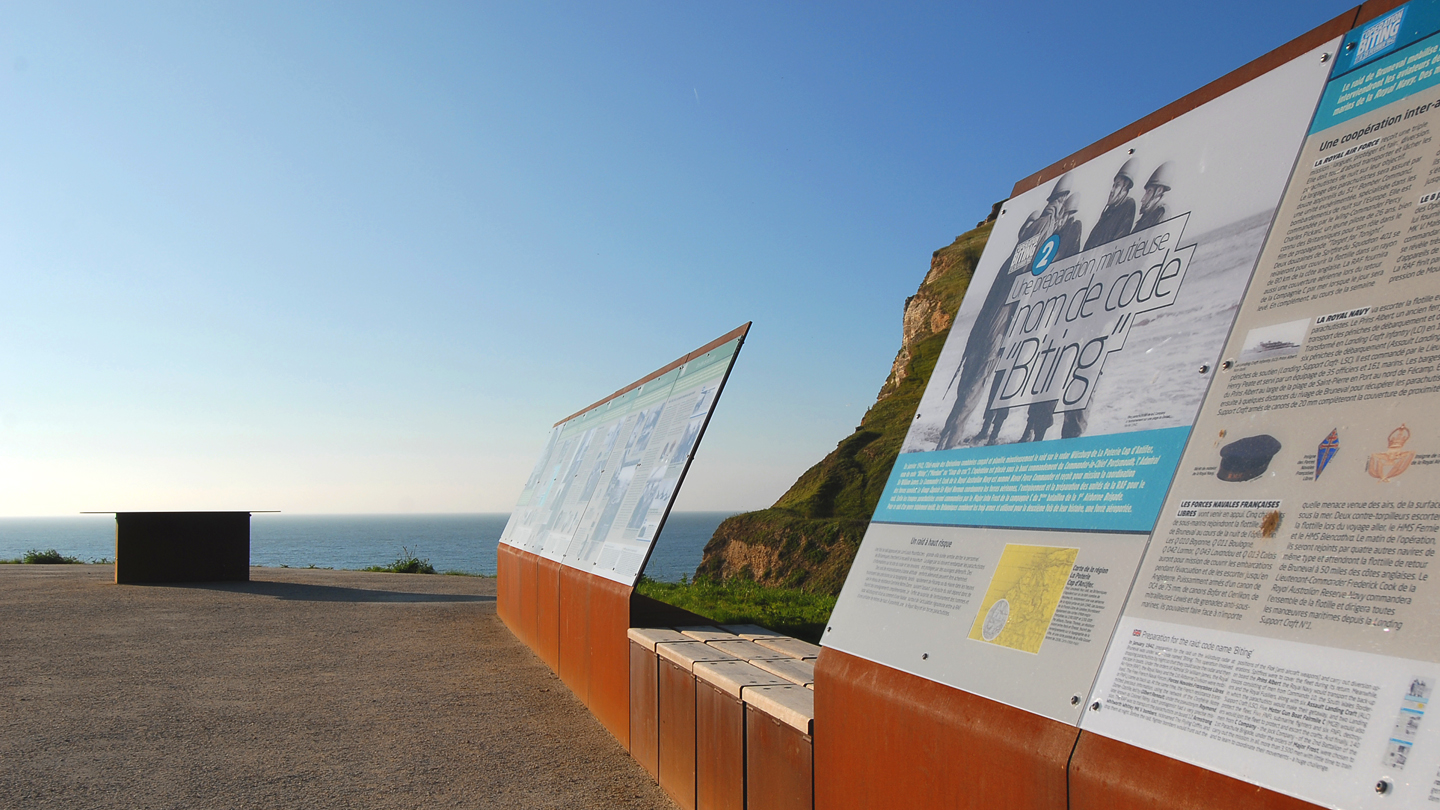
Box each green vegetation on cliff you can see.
[635,576,835,643]
[696,220,993,595]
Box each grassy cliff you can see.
[695,219,993,595]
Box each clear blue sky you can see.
[0,1,1355,515]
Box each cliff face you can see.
[696,220,993,594]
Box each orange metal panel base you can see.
[1068,731,1324,810]
[659,658,699,810]
[497,544,535,648]
[495,543,512,627]
[519,548,539,649]
[696,681,745,810]
[630,641,661,779]
[558,564,592,703]
[499,549,633,750]
[536,556,562,670]
[813,648,1075,810]
[589,574,633,748]
[507,544,523,628]
[746,704,812,810]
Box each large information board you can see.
[499,325,747,585]
[1084,4,1440,807]
[822,41,1340,724]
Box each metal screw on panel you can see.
[1198,364,1210,374]
[1321,52,1331,63]
[922,653,929,660]
[1221,359,1234,371]
[1090,701,1102,712]
[1127,148,1135,155]
[1345,42,1356,52]
[1070,695,1081,706]
[826,626,832,633]
[1376,779,1392,795]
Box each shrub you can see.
[22,548,83,565]
[363,545,436,574]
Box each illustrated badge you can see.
[1316,429,1339,480]
[1368,424,1415,483]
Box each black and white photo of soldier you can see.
[903,52,1328,458]
[1058,161,1179,441]
[1133,162,1174,233]
[1000,191,1087,444]
[1083,158,1138,250]
[936,174,1077,450]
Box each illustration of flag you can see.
[1317,429,1339,479]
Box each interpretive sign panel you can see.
[823,42,1340,723]
[499,326,747,585]
[1085,4,1440,806]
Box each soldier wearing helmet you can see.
[1055,191,1083,257]
[1133,162,1175,232]
[1083,158,1139,250]
[1013,192,1087,443]
[938,175,1076,448]
[1058,164,1171,442]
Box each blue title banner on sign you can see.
[1311,0,1440,134]
[872,426,1190,533]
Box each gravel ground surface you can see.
[0,565,675,809]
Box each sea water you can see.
[0,512,735,581]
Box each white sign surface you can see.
[499,329,744,585]
[1085,4,1440,805]
[824,41,1340,723]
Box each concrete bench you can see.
[677,626,739,642]
[656,642,742,810]
[721,623,787,640]
[692,660,791,810]
[705,639,794,662]
[626,626,820,809]
[743,685,815,810]
[751,657,815,689]
[752,637,821,660]
[628,628,702,779]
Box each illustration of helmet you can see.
[1048,173,1074,200]
[1115,158,1140,187]
[1063,192,1081,216]
[1390,424,1412,448]
[1145,162,1175,191]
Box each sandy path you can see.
[0,566,674,809]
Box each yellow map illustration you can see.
[967,544,1078,654]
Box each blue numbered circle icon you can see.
[1031,233,1061,276]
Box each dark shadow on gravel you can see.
[156,581,495,603]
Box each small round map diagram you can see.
[981,598,1010,641]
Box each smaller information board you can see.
[499,325,747,585]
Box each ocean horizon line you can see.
[0,511,738,582]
